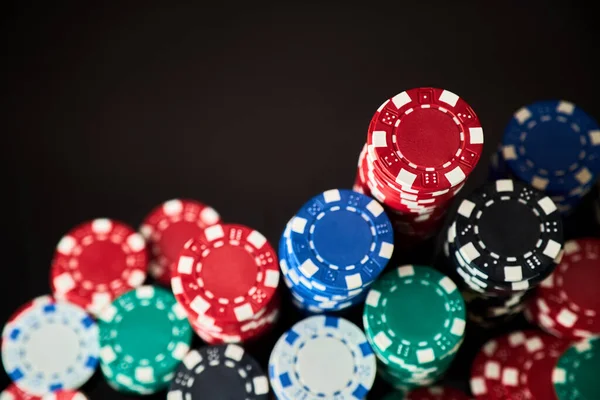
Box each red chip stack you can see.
[140,198,221,286]
[171,223,281,343]
[524,238,600,340]
[353,87,484,243]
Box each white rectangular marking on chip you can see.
[264,270,280,288]
[484,360,500,378]
[366,290,381,307]
[451,318,465,336]
[469,127,484,144]
[447,223,457,243]
[564,240,579,255]
[397,169,417,186]
[470,377,486,395]
[589,130,600,145]
[557,308,577,328]
[247,230,267,249]
[525,337,543,353]
[417,348,435,364]
[496,179,514,192]
[379,242,394,259]
[234,304,254,322]
[135,366,154,383]
[459,243,480,263]
[225,344,245,361]
[552,367,566,383]
[372,131,387,147]
[366,200,384,217]
[445,166,466,186]
[457,200,475,218]
[345,274,362,290]
[291,217,308,234]
[177,256,194,275]
[253,376,270,395]
[557,101,575,115]
[323,189,341,203]
[136,286,154,299]
[538,197,558,215]
[576,168,593,185]
[514,107,532,124]
[100,346,118,364]
[502,367,518,386]
[373,331,392,351]
[543,239,562,259]
[504,266,523,282]
[439,277,457,293]
[171,277,183,295]
[184,350,202,369]
[54,273,76,293]
[439,90,459,107]
[391,91,411,108]
[300,259,319,278]
[190,296,211,315]
[398,265,415,277]
[531,176,549,191]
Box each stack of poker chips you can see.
[489,100,600,214]
[50,218,148,316]
[268,315,376,400]
[140,198,222,286]
[524,238,600,339]
[353,87,484,242]
[168,344,270,400]
[444,179,564,327]
[1,296,100,398]
[363,265,466,391]
[278,189,394,313]
[97,286,192,395]
[470,330,571,400]
[171,223,281,343]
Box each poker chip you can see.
[363,265,466,388]
[0,384,39,400]
[139,198,221,286]
[354,87,484,242]
[1,296,99,396]
[405,385,470,400]
[172,223,280,342]
[553,337,600,400]
[279,189,393,313]
[40,391,88,400]
[97,285,192,394]
[525,238,600,340]
[168,344,269,400]
[268,315,376,400]
[491,100,600,213]
[50,218,148,316]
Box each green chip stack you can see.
[363,265,466,390]
[98,285,193,395]
[553,336,600,400]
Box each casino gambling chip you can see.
[97,285,192,394]
[363,265,465,387]
[1,296,99,396]
[40,391,88,400]
[450,179,563,288]
[553,337,600,400]
[50,218,148,316]
[526,238,600,340]
[268,315,376,400]
[168,344,269,400]
[139,198,221,286]
[172,223,280,326]
[502,100,600,195]
[0,384,39,400]
[405,385,470,400]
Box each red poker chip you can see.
[406,385,470,400]
[513,334,569,400]
[172,223,280,325]
[1,383,40,400]
[367,87,484,192]
[470,330,540,400]
[140,199,221,286]
[41,391,88,400]
[50,219,148,316]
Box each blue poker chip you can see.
[268,315,376,400]
[1,296,100,396]
[502,100,600,195]
[287,189,394,292]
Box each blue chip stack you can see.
[278,189,395,313]
[490,100,600,213]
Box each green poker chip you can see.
[98,285,193,394]
[363,265,466,387]
[553,336,600,400]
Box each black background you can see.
[2,2,600,399]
